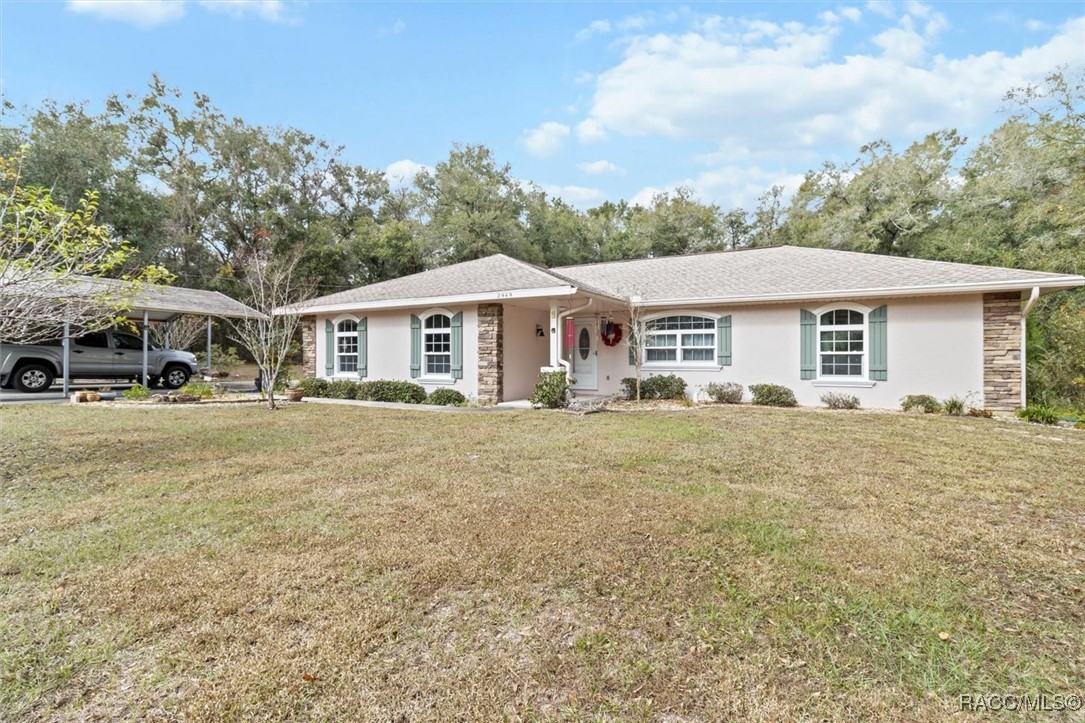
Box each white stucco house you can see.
[288,246,1084,410]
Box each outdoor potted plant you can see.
[284,380,304,402]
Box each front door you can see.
[571,319,597,389]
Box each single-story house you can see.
[286,246,1084,410]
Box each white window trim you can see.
[332,314,360,377]
[812,302,870,381]
[420,308,454,381]
[639,310,723,369]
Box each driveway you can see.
[0,379,256,405]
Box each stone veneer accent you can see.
[300,316,316,378]
[477,303,503,405]
[983,292,1022,411]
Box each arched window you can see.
[818,308,864,377]
[643,314,716,364]
[335,318,358,373]
[423,313,452,375]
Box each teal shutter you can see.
[800,309,816,380]
[868,305,887,381]
[324,320,334,376]
[357,317,367,379]
[450,312,463,380]
[410,315,421,378]
[628,324,638,365]
[716,315,732,366]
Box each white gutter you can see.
[630,276,1085,308]
[1020,286,1041,407]
[278,285,580,315]
[556,298,593,380]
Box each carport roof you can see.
[7,273,262,321]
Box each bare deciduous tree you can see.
[148,314,205,351]
[625,294,647,401]
[227,245,311,410]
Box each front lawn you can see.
[1,404,1082,720]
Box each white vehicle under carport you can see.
[0,331,200,393]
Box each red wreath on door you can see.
[600,320,623,347]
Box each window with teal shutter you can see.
[450,312,463,379]
[868,305,887,381]
[716,315,732,366]
[324,320,334,376]
[799,310,816,379]
[357,317,368,378]
[409,315,421,378]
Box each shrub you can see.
[942,395,966,416]
[967,407,994,418]
[1016,405,1060,425]
[356,380,427,404]
[178,380,216,399]
[298,377,329,398]
[196,344,244,374]
[820,392,860,410]
[705,382,744,404]
[327,379,359,400]
[749,383,798,407]
[122,384,151,401]
[425,388,467,406]
[901,394,942,414]
[530,370,573,408]
[621,374,688,400]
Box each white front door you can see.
[571,319,597,389]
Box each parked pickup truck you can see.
[0,330,200,393]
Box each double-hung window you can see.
[818,309,864,377]
[336,319,358,373]
[643,315,716,364]
[424,314,452,375]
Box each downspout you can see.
[556,298,593,380]
[1020,286,1040,408]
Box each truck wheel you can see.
[161,365,191,389]
[13,364,55,393]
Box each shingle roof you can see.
[550,246,1082,303]
[293,254,576,309]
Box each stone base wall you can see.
[301,316,316,378]
[983,292,1022,411]
[477,303,503,405]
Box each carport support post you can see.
[62,321,71,396]
[206,316,212,380]
[141,310,149,386]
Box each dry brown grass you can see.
[1,403,1082,721]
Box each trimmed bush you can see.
[425,388,467,406]
[705,382,743,404]
[1016,405,1060,425]
[327,379,359,400]
[357,380,427,404]
[298,377,329,398]
[530,370,573,408]
[820,392,860,410]
[749,383,798,407]
[942,395,966,416]
[901,394,942,414]
[620,374,688,400]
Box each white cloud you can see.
[575,19,611,41]
[840,6,862,22]
[197,0,286,21]
[67,0,291,26]
[544,184,606,207]
[1025,19,1049,32]
[67,0,186,27]
[575,118,607,143]
[575,13,1085,155]
[629,186,664,207]
[865,1,896,19]
[379,18,406,36]
[521,121,570,157]
[578,159,621,175]
[385,159,430,186]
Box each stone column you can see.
[477,303,504,405]
[983,292,1022,411]
[301,316,317,378]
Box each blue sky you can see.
[2,1,1083,209]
